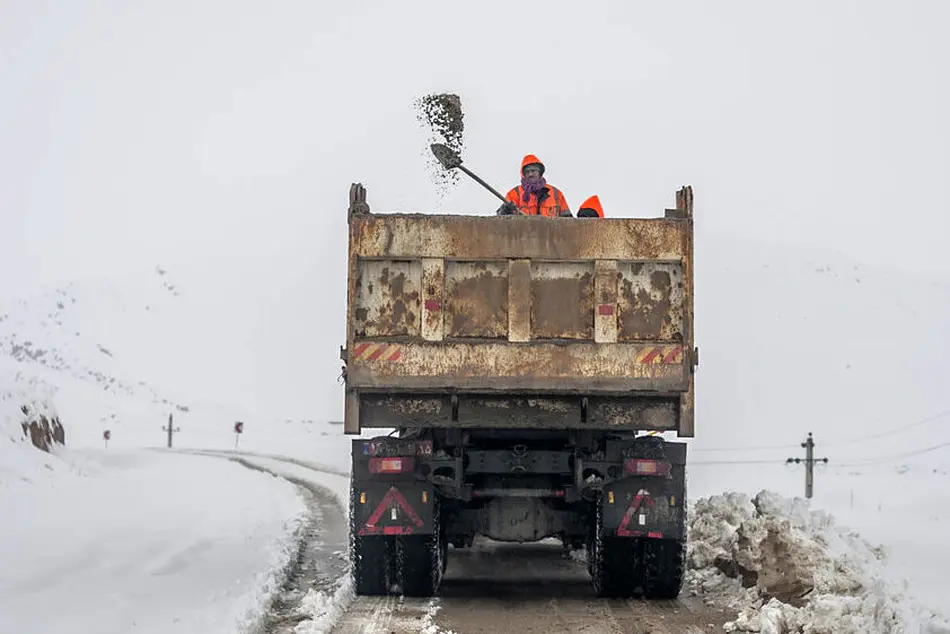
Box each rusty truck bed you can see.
[342,186,696,436]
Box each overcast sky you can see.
[2,1,949,436]
[3,0,949,290]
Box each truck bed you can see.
[342,187,696,436]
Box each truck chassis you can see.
[349,427,687,598]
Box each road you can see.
[205,451,734,633]
[331,537,734,634]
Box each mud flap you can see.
[600,480,684,540]
[354,482,435,536]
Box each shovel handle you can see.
[457,164,508,204]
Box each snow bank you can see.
[219,453,356,634]
[686,490,950,634]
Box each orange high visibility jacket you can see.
[504,185,570,217]
[577,195,604,218]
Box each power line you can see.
[692,442,793,452]
[691,407,950,452]
[689,439,950,469]
[690,459,781,465]
[834,440,950,467]
[821,408,950,447]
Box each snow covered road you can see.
[0,449,308,634]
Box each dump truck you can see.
[341,183,698,598]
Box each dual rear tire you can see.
[350,478,445,597]
[587,503,686,599]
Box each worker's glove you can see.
[497,201,519,216]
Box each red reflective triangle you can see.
[362,486,424,534]
[616,491,655,537]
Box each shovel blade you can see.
[431,143,462,169]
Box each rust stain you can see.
[618,263,684,341]
[445,262,509,338]
[354,261,421,337]
[531,272,594,339]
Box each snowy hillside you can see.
[0,252,348,461]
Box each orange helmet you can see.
[521,154,545,176]
[577,195,604,218]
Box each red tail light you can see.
[369,457,415,474]
[624,459,671,477]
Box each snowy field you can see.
[0,446,308,634]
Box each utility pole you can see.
[163,413,180,448]
[786,432,828,498]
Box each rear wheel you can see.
[588,504,642,598]
[350,472,392,595]
[353,535,391,595]
[396,498,444,597]
[640,538,686,599]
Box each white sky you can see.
[2,0,949,289]
[1,0,949,453]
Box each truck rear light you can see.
[369,456,415,474]
[623,459,671,477]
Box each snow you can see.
[0,378,71,485]
[684,490,948,633]
[678,463,950,634]
[0,438,307,633]
[221,453,355,633]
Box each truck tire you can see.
[588,504,642,598]
[640,538,686,599]
[350,472,392,595]
[353,535,391,595]
[396,498,444,597]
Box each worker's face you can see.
[523,165,542,182]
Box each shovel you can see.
[430,143,524,214]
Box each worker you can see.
[576,195,604,218]
[497,154,572,217]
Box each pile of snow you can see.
[686,490,950,633]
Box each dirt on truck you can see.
[340,182,698,599]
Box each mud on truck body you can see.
[341,184,698,598]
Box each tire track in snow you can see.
[183,450,349,634]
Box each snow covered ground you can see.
[0,446,308,634]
